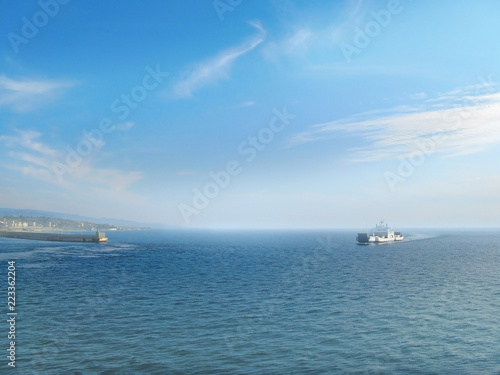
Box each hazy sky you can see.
[1,0,500,228]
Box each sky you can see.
[1,0,500,229]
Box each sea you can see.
[1,229,500,374]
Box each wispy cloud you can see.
[262,28,313,63]
[260,0,403,71]
[0,130,57,156]
[262,1,415,74]
[1,130,62,183]
[410,92,427,100]
[0,129,143,193]
[330,0,376,44]
[287,83,500,161]
[69,165,143,191]
[288,29,313,49]
[114,121,135,131]
[0,75,75,112]
[172,21,266,98]
[231,100,256,108]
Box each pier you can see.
[0,231,108,243]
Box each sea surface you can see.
[1,229,500,374]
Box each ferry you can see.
[356,220,403,245]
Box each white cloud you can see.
[172,21,266,98]
[70,165,143,191]
[330,0,376,44]
[410,92,427,100]
[114,121,135,131]
[287,84,500,161]
[261,27,314,65]
[0,75,75,112]
[0,129,143,193]
[17,165,54,181]
[0,130,57,156]
[288,29,313,49]
[260,0,406,70]
[231,100,256,108]
[8,151,52,169]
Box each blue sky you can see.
[1,0,500,228]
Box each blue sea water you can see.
[1,229,500,374]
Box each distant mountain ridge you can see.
[0,208,164,229]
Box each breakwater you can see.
[0,231,108,243]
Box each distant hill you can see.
[0,208,165,229]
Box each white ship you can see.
[356,220,404,245]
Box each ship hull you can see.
[356,236,404,245]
